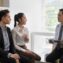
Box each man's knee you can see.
[8,58,16,63]
[46,55,53,62]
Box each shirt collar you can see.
[0,24,7,30]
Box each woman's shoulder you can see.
[12,27,18,33]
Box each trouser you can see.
[19,45,41,61]
[0,57,20,63]
[16,49,35,63]
[0,54,34,63]
[46,46,63,63]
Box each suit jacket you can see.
[0,27,16,58]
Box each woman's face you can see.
[19,15,27,25]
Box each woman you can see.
[12,13,41,63]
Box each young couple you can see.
[0,9,41,63]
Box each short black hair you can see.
[59,9,63,14]
[0,9,9,21]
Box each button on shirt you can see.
[1,26,10,51]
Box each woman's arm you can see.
[23,28,29,42]
[14,44,26,52]
[12,30,26,51]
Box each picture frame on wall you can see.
[0,0,9,7]
[0,0,9,12]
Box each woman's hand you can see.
[22,34,29,42]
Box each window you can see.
[46,0,63,32]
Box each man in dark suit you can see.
[0,9,20,63]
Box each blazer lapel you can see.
[0,27,4,49]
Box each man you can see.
[46,9,63,63]
[0,9,20,63]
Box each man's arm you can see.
[0,48,9,58]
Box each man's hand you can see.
[10,53,20,60]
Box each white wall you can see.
[9,0,44,32]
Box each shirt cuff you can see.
[8,53,12,58]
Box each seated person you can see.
[12,13,41,63]
[0,9,20,63]
[46,9,63,63]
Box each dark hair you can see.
[0,9,9,21]
[59,9,63,14]
[14,13,24,27]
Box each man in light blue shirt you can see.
[46,9,63,63]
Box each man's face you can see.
[58,11,63,23]
[2,13,11,24]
